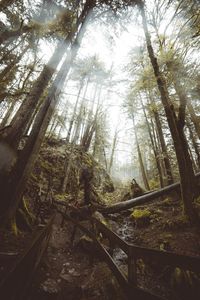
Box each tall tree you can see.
[137,0,199,221]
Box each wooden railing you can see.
[0,216,54,300]
[60,211,200,300]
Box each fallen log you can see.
[101,172,200,214]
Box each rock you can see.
[41,278,59,294]
[60,273,73,282]
[68,268,75,274]
[130,208,151,227]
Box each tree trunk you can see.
[149,94,174,185]
[108,130,118,174]
[132,113,150,190]
[102,172,200,214]
[0,101,16,128]
[1,38,70,149]
[187,99,200,139]
[140,95,164,187]
[0,0,16,10]
[72,77,90,144]
[0,0,93,150]
[0,17,87,226]
[186,118,200,169]
[138,2,198,221]
[66,81,84,142]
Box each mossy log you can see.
[102,173,200,214]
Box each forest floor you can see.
[28,193,200,300]
[111,195,200,299]
[1,192,200,300]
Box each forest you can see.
[0,0,200,299]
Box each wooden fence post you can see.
[128,250,137,286]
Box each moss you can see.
[131,208,151,219]
[148,178,159,189]
[11,218,18,236]
[54,194,68,202]
[22,197,35,222]
[131,208,151,227]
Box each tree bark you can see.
[132,113,150,190]
[149,94,174,185]
[108,129,118,174]
[140,95,164,187]
[138,1,198,221]
[66,81,84,142]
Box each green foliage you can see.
[54,194,67,202]
[148,178,160,190]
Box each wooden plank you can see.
[128,245,200,272]
[61,212,165,300]
[128,256,137,286]
[94,218,129,254]
[61,212,97,241]
[127,286,166,300]
[0,216,54,300]
[97,243,165,300]
[95,240,129,290]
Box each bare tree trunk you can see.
[108,129,118,174]
[149,94,174,185]
[0,0,16,10]
[66,81,84,142]
[140,95,164,187]
[187,99,200,139]
[72,77,90,144]
[0,101,16,128]
[132,113,150,190]
[186,117,200,169]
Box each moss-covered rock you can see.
[130,208,151,227]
